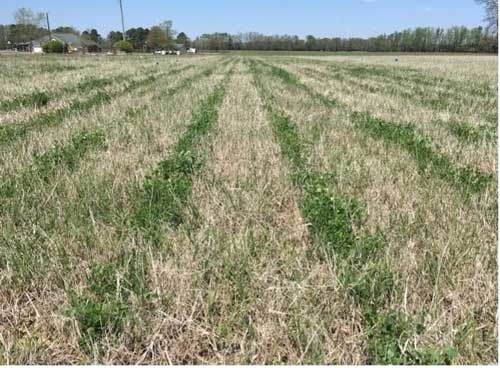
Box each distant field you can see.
[0,53,497,364]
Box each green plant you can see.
[447,121,496,143]
[42,40,64,53]
[113,40,133,53]
[0,91,50,111]
[33,129,107,180]
[66,250,152,349]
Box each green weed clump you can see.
[363,308,457,365]
[66,250,152,350]
[447,121,497,143]
[33,129,107,181]
[0,91,50,112]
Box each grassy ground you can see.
[0,53,497,364]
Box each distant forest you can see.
[192,27,498,53]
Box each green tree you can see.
[176,31,190,47]
[53,26,79,35]
[82,29,102,43]
[0,25,8,49]
[107,31,123,44]
[146,26,167,50]
[305,35,317,51]
[126,27,149,50]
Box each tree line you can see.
[0,2,497,53]
[191,27,497,53]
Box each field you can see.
[0,53,497,364]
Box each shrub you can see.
[42,40,64,53]
[113,40,133,53]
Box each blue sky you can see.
[1,0,486,38]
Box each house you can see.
[13,41,34,52]
[33,33,101,53]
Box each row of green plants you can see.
[446,120,497,143]
[133,66,232,243]
[67,249,152,352]
[298,63,497,144]
[1,129,106,200]
[259,60,493,195]
[0,129,107,286]
[0,62,215,291]
[0,64,194,145]
[0,61,234,359]
[291,57,496,125]
[0,76,117,113]
[67,62,233,352]
[352,112,493,193]
[295,57,495,101]
[0,92,111,145]
[0,64,193,113]
[249,59,458,364]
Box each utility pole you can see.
[119,0,125,40]
[46,12,52,39]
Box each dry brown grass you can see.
[0,53,497,364]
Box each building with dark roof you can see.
[31,33,101,53]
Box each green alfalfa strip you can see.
[259,61,492,194]
[327,61,493,99]
[125,65,217,120]
[0,91,112,145]
[133,68,232,241]
[352,112,493,193]
[0,62,191,114]
[0,91,51,112]
[0,67,192,146]
[250,58,457,364]
[0,129,107,199]
[258,60,344,109]
[249,59,376,262]
[0,77,119,113]
[0,64,209,194]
